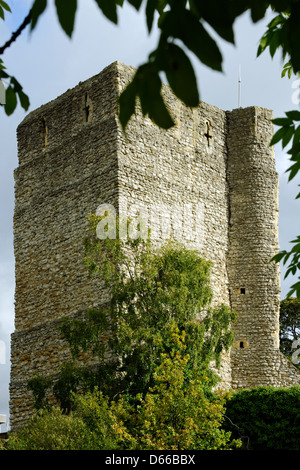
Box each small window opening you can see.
[84,93,90,123]
[41,118,48,148]
[239,341,245,349]
[240,288,246,294]
[204,120,212,146]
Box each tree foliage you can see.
[279,297,300,360]
[269,108,300,297]
[117,325,240,450]
[5,325,241,450]
[224,386,300,450]
[0,407,102,450]
[0,1,296,125]
[28,214,236,411]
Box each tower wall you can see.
[227,107,300,388]
[117,63,232,390]
[11,64,121,429]
[227,107,281,387]
[10,62,300,430]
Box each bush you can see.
[70,326,241,450]
[223,386,300,450]
[2,407,98,450]
[3,326,241,451]
[123,328,241,450]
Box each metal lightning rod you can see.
[238,65,241,108]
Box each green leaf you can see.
[270,126,291,146]
[127,0,143,10]
[269,29,280,58]
[158,43,199,108]
[55,0,77,37]
[159,8,223,72]
[4,86,17,116]
[272,117,292,126]
[94,0,118,24]
[287,3,300,74]
[270,252,286,263]
[289,153,300,164]
[189,0,235,44]
[281,65,291,78]
[10,76,22,93]
[250,0,269,23]
[281,60,293,79]
[266,15,279,30]
[257,33,269,57]
[0,0,11,21]
[286,110,300,121]
[118,79,138,130]
[136,64,174,129]
[257,13,287,58]
[18,90,30,111]
[146,0,158,33]
[286,161,300,182]
[287,141,300,155]
[0,0,11,12]
[119,63,175,130]
[0,69,8,79]
[287,281,300,299]
[282,126,294,148]
[291,242,300,253]
[30,0,47,31]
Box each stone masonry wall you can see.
[227,107,300,389]
[116,64,232,388]
[10,61,300,430]
[11,64,122,429]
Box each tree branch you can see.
[0,11,31,55]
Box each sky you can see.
[0,1,300,432]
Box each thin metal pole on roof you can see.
[238,65,241,108]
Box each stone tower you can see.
[10,62,300,429]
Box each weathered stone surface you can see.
[10,61,300,430]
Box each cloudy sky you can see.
[0,1,299,431]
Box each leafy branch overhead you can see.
[0,0,298,124]
[0,0,10,20]
[0,0,276,122]
[270,110,300,297]
[1,0,300,294]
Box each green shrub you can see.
[3,326,241,451]
[2,407,103,450]
[223,386,300,450]
[122,327,241,450]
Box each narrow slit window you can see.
[41,118,48,148]
[240,288,246,294]
[84,93,91,123]
[239,341,244,349]
[204,120,212,146]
